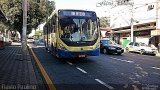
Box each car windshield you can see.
[101,40,116,45]
[101,40,109,45]
[139,43,147,46]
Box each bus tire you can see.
[55,48,60,59]
[51,44,54,54]
[55,53,59,59]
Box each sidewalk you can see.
[0,42,47,90]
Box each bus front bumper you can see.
[57,48,100,58]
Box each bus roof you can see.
[45,9,97,27]
[58,9,96,13]
[48,9,96,20]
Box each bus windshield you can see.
[59,17,98,42]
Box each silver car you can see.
[126,42,157,56]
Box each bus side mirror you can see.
[97,17,101,27]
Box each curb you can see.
[28,47,56,90]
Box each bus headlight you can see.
[59,44,66,50]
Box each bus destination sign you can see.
[71,12,85,16]
[61,10,95,17]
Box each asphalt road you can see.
[31,44,160,90]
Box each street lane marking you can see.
[76,67,87,74]
[129,77,141,84]
[66,61,73,65]
[132,85,139,90]
[30,48,56,90]
[95,79,114,90]
[135,67,143,70]
[109,57,134,63]
[151,67,160,70]
[153,72,160,75]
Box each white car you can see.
[126,42,157,56]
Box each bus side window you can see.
[48,23,51,34]
[52,15,56,33]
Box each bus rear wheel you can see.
[51,45,54,54]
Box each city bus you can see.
[43,9,100,58]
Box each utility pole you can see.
[22,0,27,60]
[96,0,135,41]
[156,0,160,31]
[130,2,134,42]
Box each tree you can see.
[99,17,110,28]
[0,0,55,36]
[0,22,6,34]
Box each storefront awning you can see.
[113,29,131,33]
[113,27,156,34]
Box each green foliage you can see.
[0,0,55,35]
[99,17,110,28]
[0,22,6,33]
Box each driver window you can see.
[52,15,56,33]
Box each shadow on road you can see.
[63,57,95,64]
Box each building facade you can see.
[110,0,160,48]
[100,28,111,38]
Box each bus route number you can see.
[71,12,85,16]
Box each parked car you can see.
[126,42,157,56]
[33,39,39,45]
[27,37,34,43]
[4,37,12,45]
[100,39,124,55]
[0,36,5,49]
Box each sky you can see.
[52,0,112,17]
[48,0,158,28]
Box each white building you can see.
[109,0,160,47]
[110,0,158,28]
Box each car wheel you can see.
[140,49,145,55]
[51,45,54,54]
[126,47,129,52]
[103,49,107,54]
[117,53,122,55]
[152,54,156,56]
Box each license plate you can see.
[78,55,85,58]
[117,50,121,52]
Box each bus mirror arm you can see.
[97,17,100,27]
